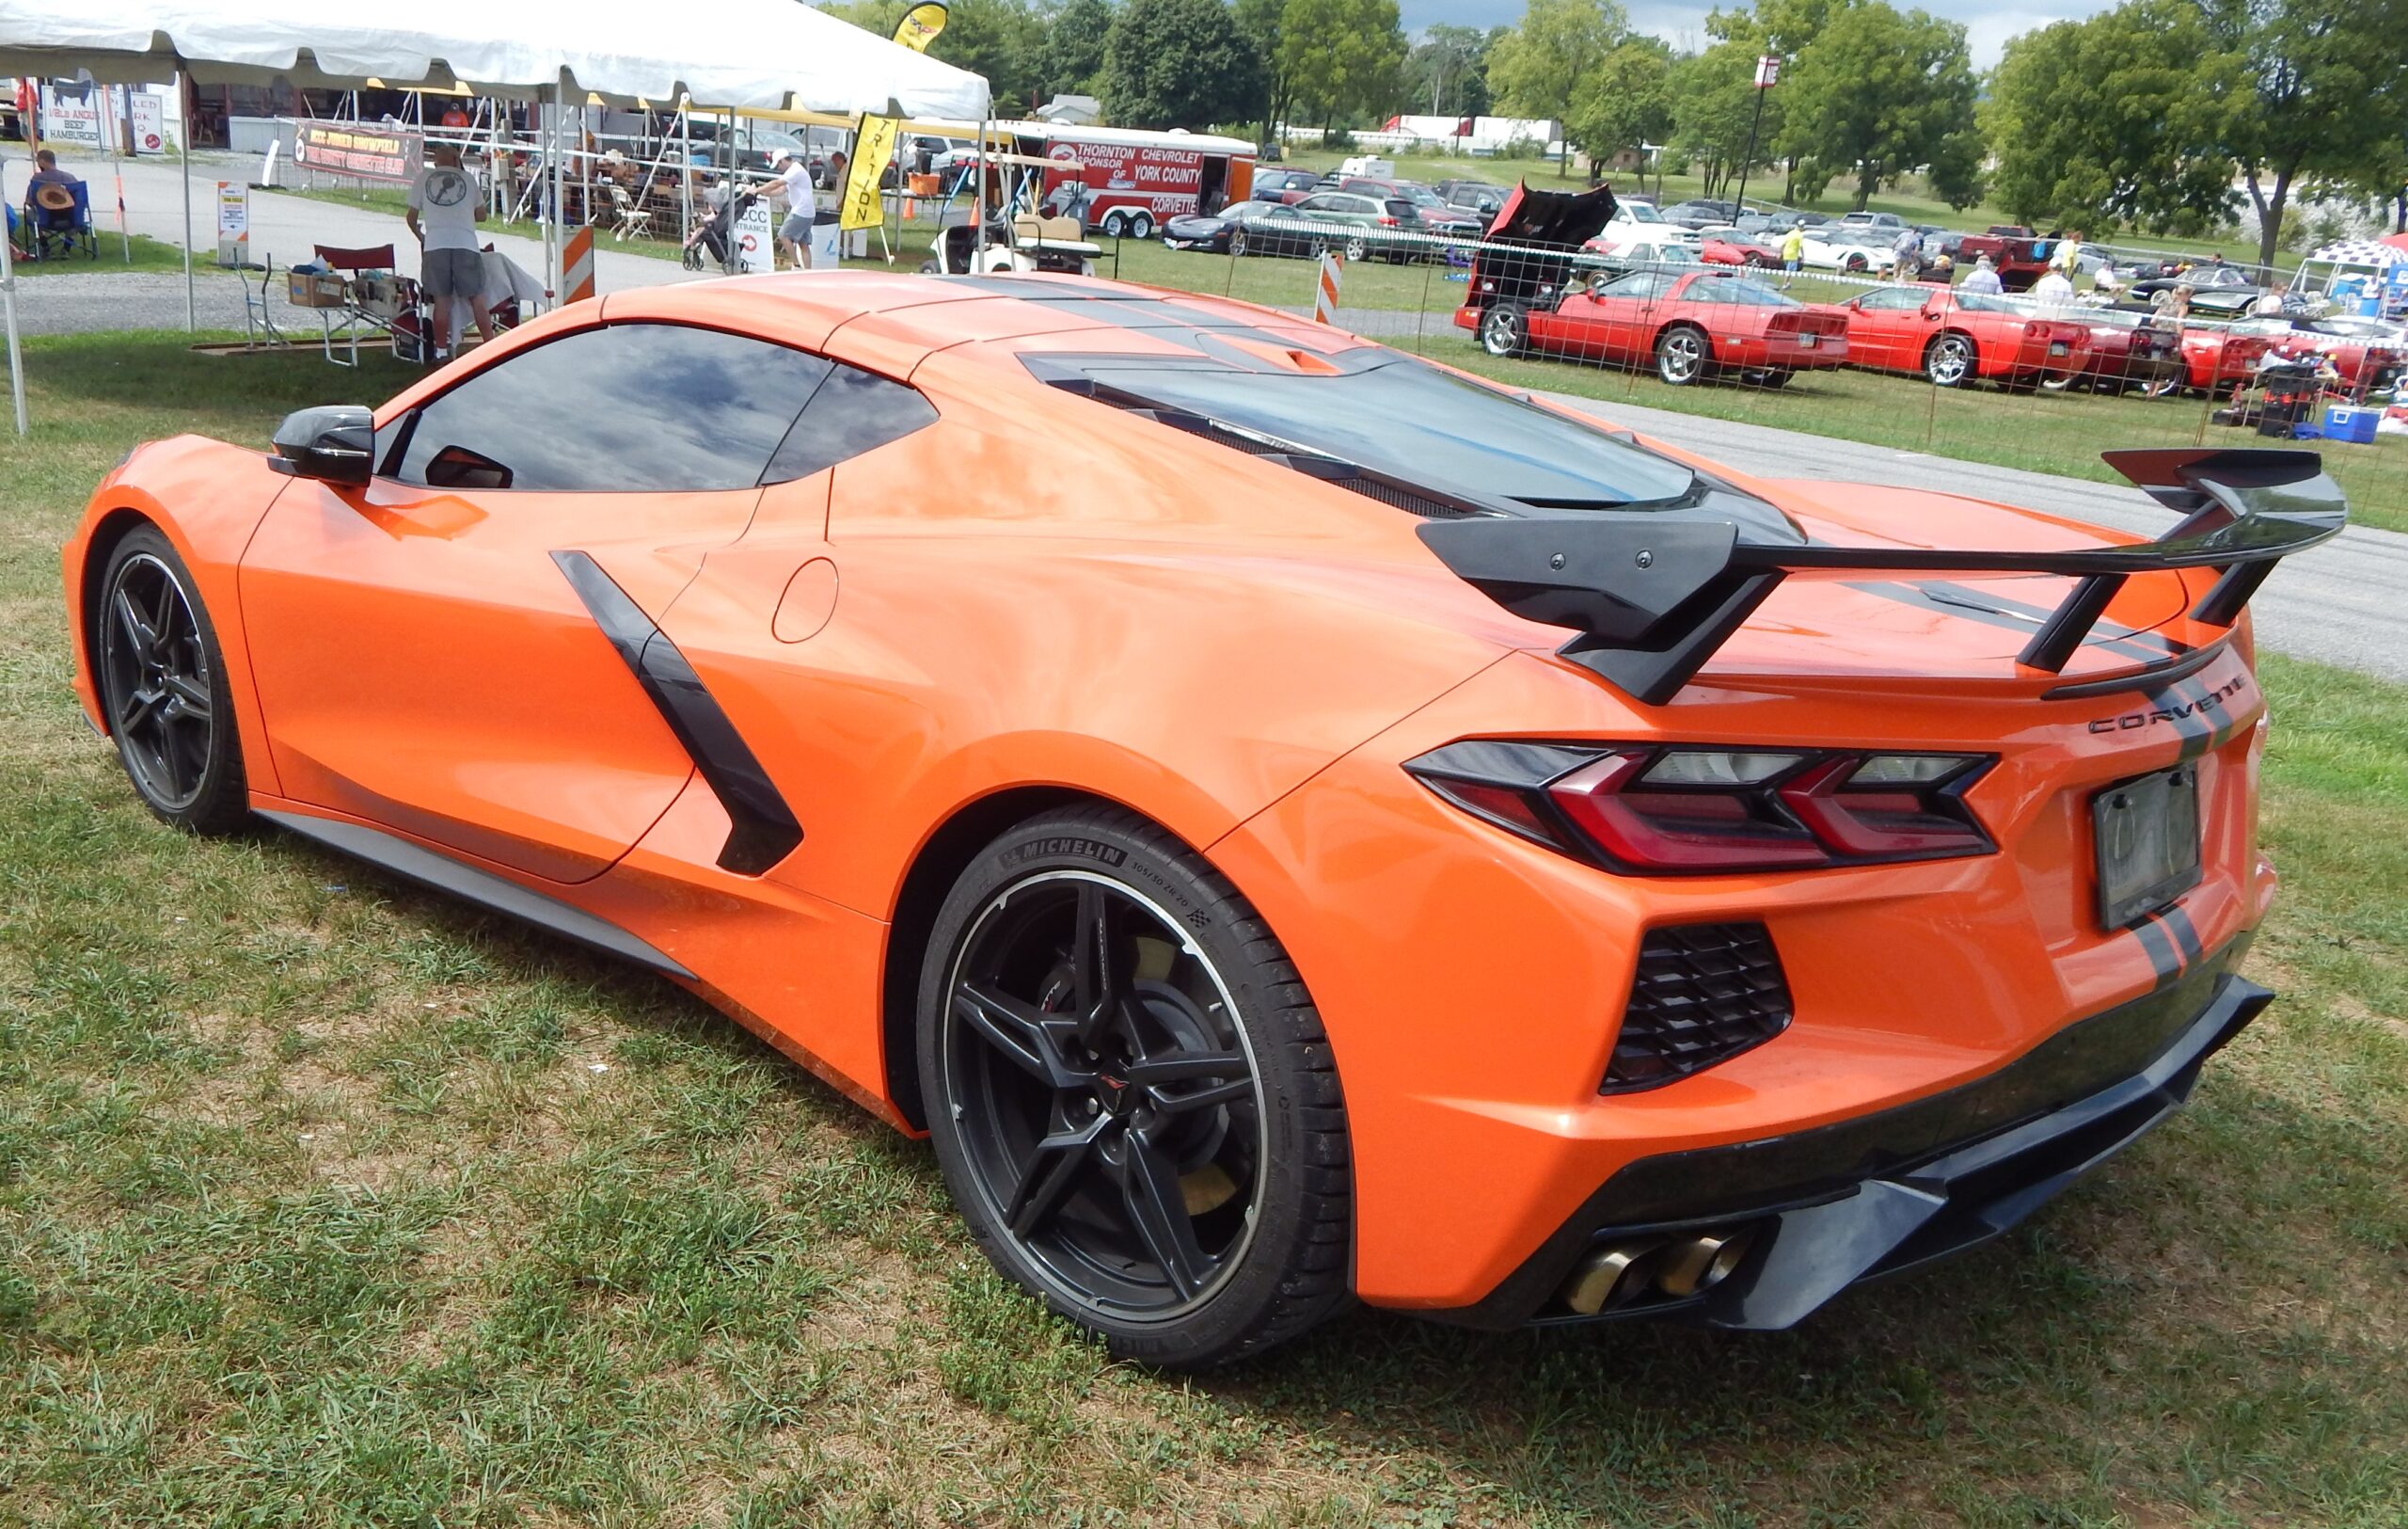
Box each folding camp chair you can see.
[236,253,290,350]
[608,183,654,243]
[27,182,98,261]
[307,243,413,367]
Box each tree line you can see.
[818,0,2408,266]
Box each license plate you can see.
[2094,765,2202,928]
[2049,341,2069,357]
[1798,332,1819,348]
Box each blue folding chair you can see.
[27,181,98,261]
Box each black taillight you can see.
[1608,922,1793,1091]
[1406,741,1994,874]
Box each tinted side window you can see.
[1594,272,1668,301]
[764,363,939,483]
[1855,287,1928,311]
[388,323,832,491]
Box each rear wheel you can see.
[918,808,1353,1368]
[1228,228,1250,258]
[2139,372,2184,400]
[1656,325,1712,386]
[1129,212,1154,241]
[1480,303,1528,358]
[93,526,248,834]
[1925,332,1976,387]
[1342,233,1369,263]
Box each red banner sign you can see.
[294,121,423,183]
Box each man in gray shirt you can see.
[405,141,496,358]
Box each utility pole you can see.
[1733,54,1779,215]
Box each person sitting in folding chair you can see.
[24,151,96,260]
[404,140,497,360]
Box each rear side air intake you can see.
[1607,922,1793,1092]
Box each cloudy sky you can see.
[1400,0,2116,70]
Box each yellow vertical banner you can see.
[839,2,948,232]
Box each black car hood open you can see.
[1484,183,1619,247]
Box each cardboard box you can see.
[286,271,349,309]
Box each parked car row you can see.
[1159,194,1472,263]
[1449,186,2403,402]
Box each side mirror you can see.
[268,405,374,486]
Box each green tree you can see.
[1030,0,1116,101]
[1981,1,2233,234]
[1234,0,1290,142]
[1566,37,1673,171]
[1486,0,1629,170]
[1667,40,1767,199]
[1705,0,1844,53]
[1404,24,1496,119]
[2196,0,2408,269]
[1100,0,1265,127]
[1775,2,1978,210]
[1278,0,1408,137]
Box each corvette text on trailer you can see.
[64,270,2342,1366]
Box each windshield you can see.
[1715,277,1801,307]
[1063,357,1701,508]
[1953,292,2031,314]
[1399,186,1445,207]
[1624,203,1663,222]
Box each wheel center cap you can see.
[1092,1073,1134,1117]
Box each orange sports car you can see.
[64,271,2342,1366]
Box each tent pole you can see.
[2,147,27,435]
[548,78,566,303]
[679,101,691,250]
[179,72,195,331]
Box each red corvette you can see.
[2176,326,2279,396]
[2260,317,2403,394]
[1466,267,1850,386]
[1699,233,1781,268]
[1839,286,2094,388]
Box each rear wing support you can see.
[1418,447,2345,705]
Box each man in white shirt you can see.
[772,151,817,270]
[405,141,496,358]
[1959,255,2004,295]
[2032,266,2076,311]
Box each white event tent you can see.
[0,0,991,433]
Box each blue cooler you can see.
[2322,405,2380,445]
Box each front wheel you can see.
[93,526,249,834]
[1342,233,1368,263]
[1656,325,1712,386]
[1228,228,1249,258]
[1480,302,1529,358]
[918,808,1353,1368]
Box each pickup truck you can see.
[1953,225,2053,292]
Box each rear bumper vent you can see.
[1605,922,1793,1093]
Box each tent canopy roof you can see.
[2305,239,2408,268]
[0,0,989,118]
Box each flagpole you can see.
[1734,55,1778,216]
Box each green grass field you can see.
[7,232,210,279]
[2,334,2406,1525]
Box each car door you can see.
[1845,285,1936,371]
[1544,270,1668,363]
[239,321,837,883]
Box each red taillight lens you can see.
[1407,742,1994,874]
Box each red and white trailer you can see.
[995,121,1256,241]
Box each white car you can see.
[1602,199,1701,247]
[1799,230,1901,276]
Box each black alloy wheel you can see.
[920,808,1352,1367]
[94,527,248,833]
[1481,303,1528,358]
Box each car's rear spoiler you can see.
[1418,447,2345,705]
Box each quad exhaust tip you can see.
[1559,1227,1758,1316]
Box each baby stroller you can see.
[683,183,763,272]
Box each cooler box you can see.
[2323,405,2380,444]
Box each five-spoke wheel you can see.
[94,527,247,833]
[921,808,1351,1366]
